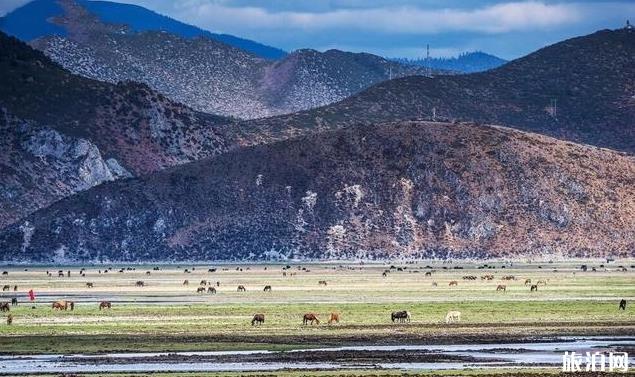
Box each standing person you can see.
[28,289,35,309]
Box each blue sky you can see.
[2,0,633,59]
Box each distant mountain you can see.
[4,0,431,119]
[396,51,507,73]
[244,29,635,154]
[0,0,286,59]
[0,31,233,228]
[1,121,633,262]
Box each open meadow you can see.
[0,261,633,375]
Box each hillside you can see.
[396,51,507,73]
[244,29,635,153]
[0,31,233,228]
[1,121,633,262]
[0,0,286,59]
[15,0,429,119]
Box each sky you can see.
[1,0,633,59]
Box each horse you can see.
[619,299,627,310]
[251,313,265,326]
[1,285,9,291]
[52,301,66,310]
[11,298,17,306]
[183,280,189,286]
[99,301,111,310]
[237,285,246,292]
[445,311,461,324]
[13,285,17,291]
[200,280,208,286]
[146,271,151,275]
[263,285,272,292]
[0,302,9,312]
[391,310,410,323]
[524,279,531,285]
[6,314,12,325]
[196,287,206,293]
[1,271,7,275]
[318,280,328,286]
[207,287,216,294]
[135,281,145,287]
[303,313,320,325]
[496,284,506,292]
[86,282,94,288]
[537,280,547,285]
[432,282,438,287]
[530,284,538,292]
[328,312,340,324]
[425,271,432,277]
[449,280,458,287]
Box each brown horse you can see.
[251,313,265,326]
[391,310,410,323]
[496,284,506,292]
[237,285,246,292]
[1,285,9,291]
[449,280,458,287]
[200,280,208,286]
[318,280,328,286]
[52,300,74,310]
[135,281,145,287]
[303,313,320,325]
[6,314,13,325]
[208,287,216,294]
[524,279,531,285]
[99,301,111,310]
[0,302,9,312]
[263,285,272,292]
[196,287,206,293]
[183,280,189,286]
[86,282,94,288]
[530,284,538,292]
[328,312,340,324]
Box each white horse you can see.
[445,311,461,324]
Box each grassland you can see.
[0,261,633,375]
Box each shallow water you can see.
[0,336,633,374]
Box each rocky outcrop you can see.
[2,121,632,262]
[0,109,130,227]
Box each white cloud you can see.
[170,1,582,35]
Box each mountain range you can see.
[3,0,432,119]
[0,1,633,261]
[244,29,635,154]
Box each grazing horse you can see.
[530,284,538,292]
[208,287,216,294]
[99,301,111,310]
[196,287,206,293]
[86,282,94,288]
[1,285,9,291]
[237,285,246,292]
[183,280,189,286]
[135,281,145,287]
[391,310,410,323]
[445,311,461,324]
[263,285,272,292]
[328,312,340,324]
[449,280,458,287]
[303,313,320,325]
[52,301,66,310]
[496,284,506,292]
[251,313,265,326]
[619,299,627,310]
[524,279,531,285]
[11,298,18,306]
[318,280,328,286]
[0,302,9,312]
